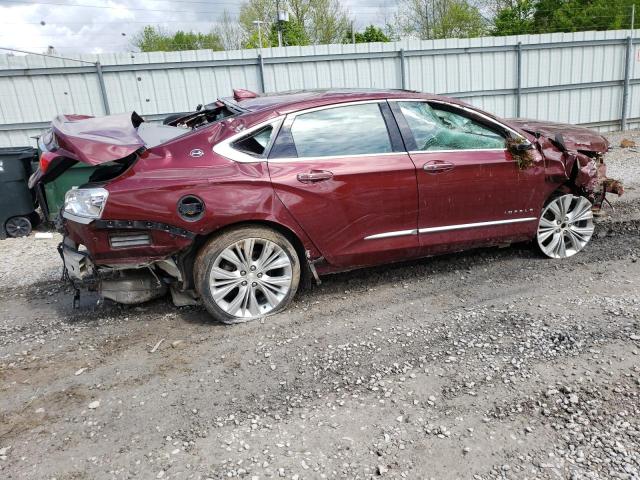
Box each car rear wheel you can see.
[194,226,300,323]
[537,194,594,259]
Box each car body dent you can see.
[40,88,622,306]
[62,139,322,269]
[508,118,623,202]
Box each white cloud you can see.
[0,0,395,55]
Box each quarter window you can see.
[398,102,505,151]
[231,125,274,157]
[290,103,392,157]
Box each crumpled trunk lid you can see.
[51,111,146,166]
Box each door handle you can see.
[297,170,334,183]
[423,161,454,173]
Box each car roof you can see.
[220,88,448,115]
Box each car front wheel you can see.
[194,226,300,323]
[537,194,594,258]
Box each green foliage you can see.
[394,0,488,40]
[433,0,488,38]
[493,0,536,35]
[351,25,391,43]
[239,0,349,47]
[132,26,223,52]
[269,19,311,46]
[493,0,638,36]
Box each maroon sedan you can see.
[32,89,622,323]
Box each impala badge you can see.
[190,148,204,158]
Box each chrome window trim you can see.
[364,217,537,240]
[269,100,396,161]
[285,99,386,119]
[268,151,402,163]
[388,98,528,143]
[409,148,508,154]
[212,115,285,163]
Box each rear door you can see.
[390,100,545,252]
[267,101,420,268]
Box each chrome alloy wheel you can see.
[209,238,293,319]
[537,194,594,259]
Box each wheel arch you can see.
[180,219,314,292]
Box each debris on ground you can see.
[0,129,639,479]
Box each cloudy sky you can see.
[0,0,396,55]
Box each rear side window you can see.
[398,102,505,151]
[290,103,392,157]
[231,125,274,157]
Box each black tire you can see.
[194,226,301,324]
[5,216,32,238]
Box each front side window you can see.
[398,102,505,151]
[290,103,392,158]
[231,125,274,157]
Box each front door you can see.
[268,101,419,268]
[390,100,546,252]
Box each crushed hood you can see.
[51,112,147,165]
[508,119,609,152]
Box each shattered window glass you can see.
[399,102,505,151]
[290,103,392,157]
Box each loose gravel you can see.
[0,129,639,479]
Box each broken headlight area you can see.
[573,150,624,212]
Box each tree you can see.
[269,19,311,46]
[351,25,391,43]
[307,0,351,44]
[214,10,246,51]
[492,0,536,35]
[492,0,639,36]
[238,0,351,47]
[532,0,636,33]
[239,0,277,47]
[132,26,223,52]
[393,0,489,40]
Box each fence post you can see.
[621,36,632,131]
[399,48,406,90]
[257,53,266,93]
[95,61,110,115]
[515,42,522,118]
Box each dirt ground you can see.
[1,131,640,480]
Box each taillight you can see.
[39,151,57,173]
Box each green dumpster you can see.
[40,162,97,222]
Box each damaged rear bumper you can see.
[60,220,200,306]
[60,236,168,304]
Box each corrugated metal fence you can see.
[1,29,639,147]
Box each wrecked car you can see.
[30,88,623,323]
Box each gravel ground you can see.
[0,130,639,480]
